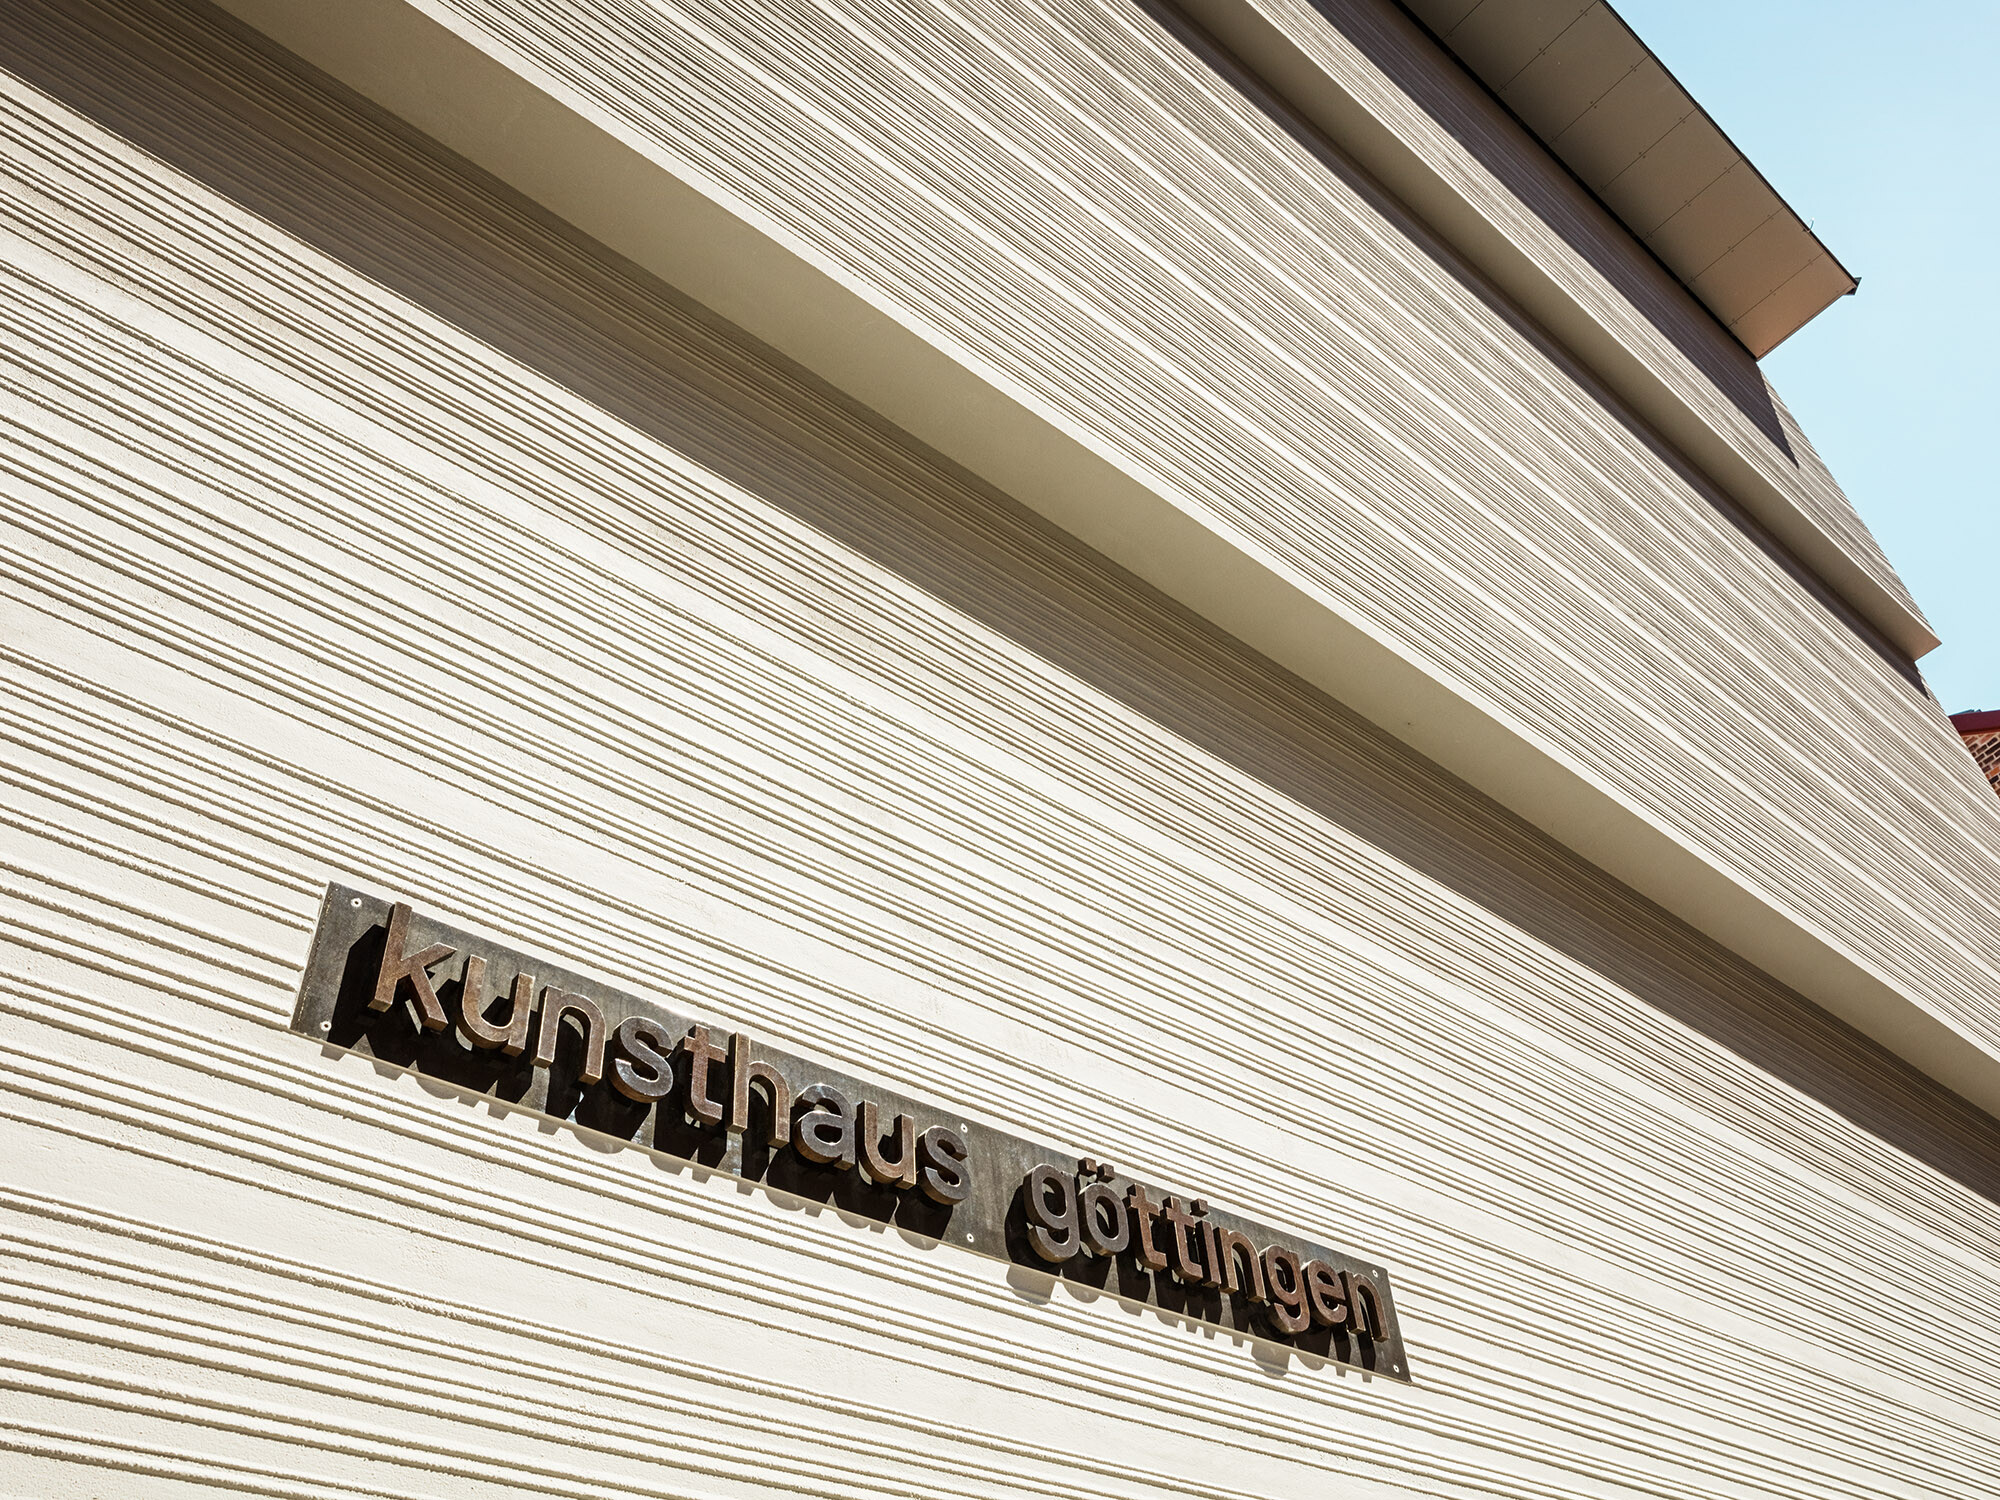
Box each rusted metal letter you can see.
[1196,1210,1227,1289]
[1077,1178,1130,1258]
[1303,1259,1349,1329]
[1125,1184,1169,1273]
[1022,1164,1081,1263]
[1213,1226,1268,1303]
[1161,1197,1207,1283]
[369,901,453,1031]
[611,1015,677,1102]
[727,1032,790,1146]
[459,959,533,1055]
[857,1102,917,1189]
[793,1084,856,1168]
[682,1024,727,1128]
[532,987,606,1084]
[1262,1246,1310,1334]
[916,1126,970,1206]
[1344,1269,1393,1341]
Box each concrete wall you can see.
[3,2,1997,1497]
[195,0,2000,1111]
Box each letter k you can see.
[369,901,454,1031]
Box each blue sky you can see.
[1611,0,1998,712]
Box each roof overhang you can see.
[1400,0,1857,356]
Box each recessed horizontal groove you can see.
[9,384,2000,1281]
[0,1235,1275,1500]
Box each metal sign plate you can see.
[291,883,1411,1380]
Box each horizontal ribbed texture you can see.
[1211,0,1913,621]
[1,1,1996,1496]
[371,0,2000,1051]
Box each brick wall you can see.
[1952,712,2000,798]
[1964,731,2000,796]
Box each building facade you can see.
[4,1,2000,1497]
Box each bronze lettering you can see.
[727,1033,790,1146]
[306,892,1410,1375]
[1212,1226,1268,1303]
[1344,1269,1392,1341]
[610,1015,676,1102]
[369,901,453,1030]
[683,1024,726,1128]
[1262,1246,1310,1334]
[916,1126,970,1206]
[793,1084,856,1169]
[857,1102,917,1189]
[1303,1259,1348,1328]
[1161,1197,1205,1283]
[1125,1184,1169,1273]
[533,987,607,1084]
[1199,1215,1227,1289]
[1023,1163,1081,1262]
[1077,1178,1130,1258]
[458,959,532,1055]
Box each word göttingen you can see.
[293,886,1410,1379]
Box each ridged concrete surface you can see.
[332,0,2000,1057]
[3,2,1999,1497]
[1182,0,1917,638]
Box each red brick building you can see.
[1952,710,2000,796]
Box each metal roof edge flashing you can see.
[1399,0,1858,359]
